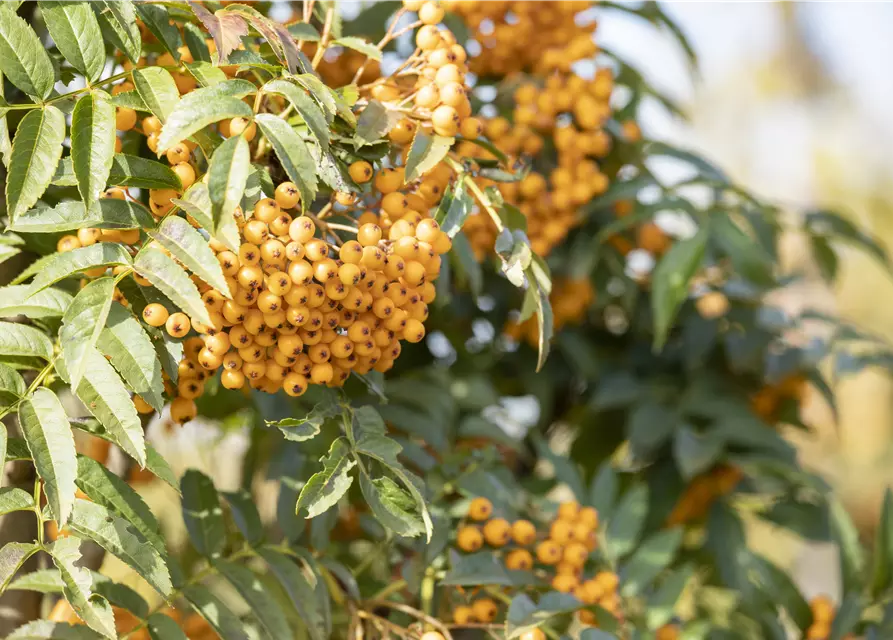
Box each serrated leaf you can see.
[7,568,64,593]
[19,388,77,524]
[215,560,292,640]
[71,91,117,214]
[134,247,212,325]
[296,437,355,518]
[208,133,250,236]
[361,474,424,537]
[39,1,105,82]
[0,322,53,361]
[222,490,263,545]
[157,87,253,153]
[258,547,327,640]
[109,90,148,111]
[98,302,164,411]
[12,199,154,232]
[0,6,55,100]
[49,537,116,638]
[173,182,239,252]
[27,243,131,293]
[332,36,382,61]
[605,484,649,560]
[135,3,182,61]
[109,153,182,190]
[70,349,145,466]
[254,113,317,207]
[0,365,25,405]
[92,1,140,64]
[266,398,339,442]
[147,613,187,640]
[356,100,396,146]
[652,228,707,350]
[404,130,453,182]
[0,285,72,319]
[133,67,180,124]
[221,4,301,73]
[0,542,40,592]
[149,216,231,296]
[60,277,115,391]
[68,498,172,596]
[76,455,164,553]
[263,79,330,150]
[294,74,337,119]
[185,61,226,87]
[183,584,249,640]
[7,106,66,222]
[181,469,225,559]
[92,572,148,618]
[0,487,34,515]
[9,620,106,639]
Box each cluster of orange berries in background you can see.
[159,188,451,423]
[750,373,808,426]
[452,498,631,629]
[666,464,743,527]
[505,277,595,346]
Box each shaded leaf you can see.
[263,79,330,150]
[98,302,164,412]
[404,130,453,182]
[109,154,182,189]
[0,542,39,592]
[149,215,231,296]
[222,490,263,545]
[173,182,240,252]
[183,584,249,640]
[185,61,226,87]
[296,437,355,518]
[605,484,649,560]
[652,228,708,350]
[147,613,188,640]
[93,1,140,64]
[332,36,382,61]
[259,547,327,640]
[355,100,396,145]
[0,286,72,319]
[215,560,292,640]
[646,564,694,629]
[441,549,512,586]
[360,473,424,538]
[620,528,683,596]
[0,365,25,405]
[0,6,55,99]
[208,133,250,237]
[255,113,317,207]
[135,3,182,60]
[134,247,212,326]
[0,322,53,361]
[181,469,226,559]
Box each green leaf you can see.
[7,106,66,222]
[620,528,683,596]
[27,243,131,293]
[0,285,72,319]
[0,487,34,515]
[215,560,292,640]
[183,22,211,63]
[872,488,893,597]
[580,629,619,640]
[98,301,163,410]
[506,592,583,639]
[646,564,694,629]
[266,399,339,442]
[71,91,117,214]
[133,67,180,124]
[258,547,327,640]
[287,22,321,41]
[0,542,40,592]
[355,100,396,146]
[0,6,54,100]
[0,322,53,361]
[76,455,164,553]
[19,388,77,524]
[134,3,182,61]
[148,216,231,296]
[605,484,649,560]
[185,61,226,87]
[134,247,212,326]
[7,568,64,593]
[92,1,140,65]
[0,365,25,404]
[296,437,355,518]
[183,584,249,640]
[435,178,474,237]
[39,1,105,82]
[109,90,149,112]
[181,469,226,559]
[49,537,116,638]
[531,432,585,501]
[589,463,618,520]
[747,553,811,631]
[830,498,865,595]
[263,79,330,150]
[673,425,723,480]
[8,620,106,639]
[109,154,182,190]
[156,89,253,153]
[70,349,145,466]
[68,498,172,597]
[441,549,513,586]
[359,473,425,538]
[711,211,774,286]
[173,182,240,253]
[404,130,453,182]
[222,490,263,545]
[806,209,892,273]
[829,593,862,640]
[147,614,188,640]
[652,228,708,350]
[5,437,31,462]
[331,36,382,61]
[254,113,317,207]
[60,277,115,391]
[529,268,553,372]
[11,199,154,232]
[208,134,250,236]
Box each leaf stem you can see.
[312,6,337,69]
[446,158,505,233]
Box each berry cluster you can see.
[453,498,632,630]
[750,373,808,425]
[666,464,743,527]
[164,191,452,423]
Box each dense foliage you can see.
[1,2,893,639]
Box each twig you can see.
[312,5,337,69]
[365,600,455,640]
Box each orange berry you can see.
[511,519,537,545]
[482,518,511,547]
[456,525,483,552]
[467,497,492,521]
[505,549,534,571]
[471,598,497,623]
[142,303,169,327]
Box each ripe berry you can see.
[275,182,301,209]
[471,598,497,623]
[456,525,483,552]
[505,549,533,571]
[453,605,474,625]
[536,540,562,565]
[165,312,191,338]
[143,303,169,327]
[170,396,197,424]
[482,518,511,546]
[511,519,537,545]
[348,161,373,183]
